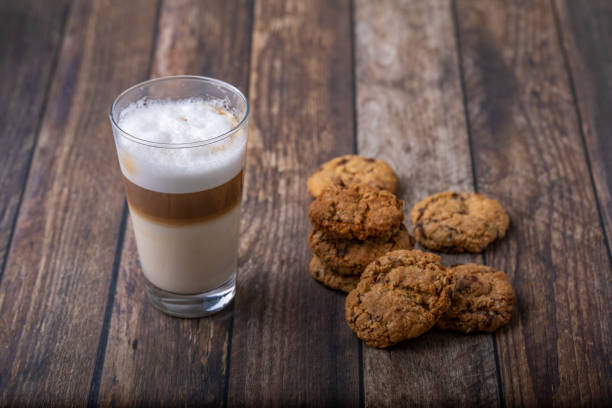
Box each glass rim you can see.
[109,75,249,149]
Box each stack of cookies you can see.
[306,155,516,349]
[306,156,415,293]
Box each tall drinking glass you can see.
[109,76,249,317]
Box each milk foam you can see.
[115,98,246,193]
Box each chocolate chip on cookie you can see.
[436,264,514,333]
[309,256,360,293]
[309,224,415,276]
[309,184,404,240]
[410,191,509,253]
[345,249,455,348]
[307,155,398,198]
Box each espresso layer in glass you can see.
[123,170,244,226]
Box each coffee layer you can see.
[124,170,243,226]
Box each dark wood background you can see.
[1,0,611,406]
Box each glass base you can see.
[144,273,236,318]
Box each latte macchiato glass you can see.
[109,76,249,317]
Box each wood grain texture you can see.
[226,0,360,405]
[455,0,612,405]
[554,0,612,259]
[0,0,69,276]
[354,0,500,406]
[96,1,254,405]
[152,0,252,91]
[0,0,157,404]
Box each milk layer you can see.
[130,205,241,294]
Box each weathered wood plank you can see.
[554,0,612,261]
[0,0,69,276]
[0,0,157,404]
[96,1,253,405]
[455,0,612,405]
[354,0,500,406]
[226,0,360,405]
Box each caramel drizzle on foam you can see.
[123,170,244,226]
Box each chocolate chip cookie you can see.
[309,225,415,276]
[309,256,360,293]
[307,155,398,198]
[345,249,455,348]
[309,184,404,240]
[411,191,509,253]
[436,264,514,333]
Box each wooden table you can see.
[1,0,611,406]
